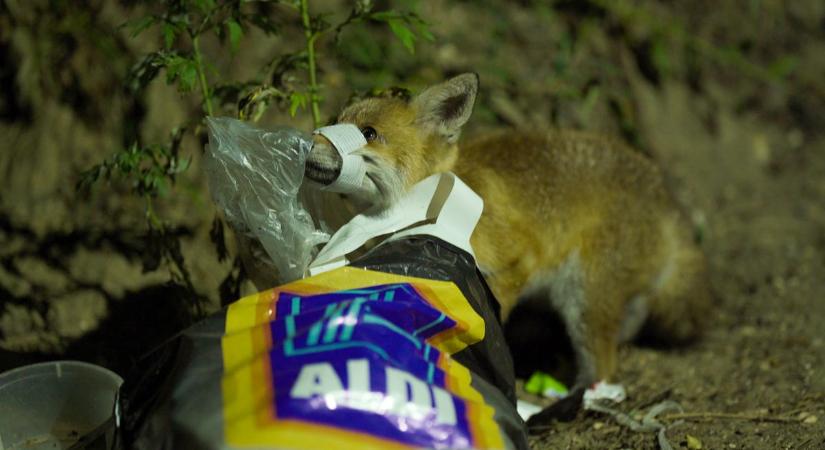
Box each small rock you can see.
[0,232,26,256]
[68,249,167,298]
[0,305,45,341]
[0,305,57,352]
[739,325,757,337]
[48,290,108,338]
[14,256,71,293]
[787,129,804,148]
[686,434,703,449]
[593,421,604,430]
[752,134,771,164]
[0,266,32,297]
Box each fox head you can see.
[305,73,479,211]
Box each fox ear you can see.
[412,73,478,144]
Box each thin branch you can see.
[299,0,321,127]
[145,197,162,229]
[192,35,214,116]
[660,412,800,423]
[332,9,362,45]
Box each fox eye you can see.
[361,126,378,142]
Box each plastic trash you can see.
[524,371,569,399]
[204,117,330,282]
[0,361,122,450]
[142,118,532,449]
[120,237,528,449]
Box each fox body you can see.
[243,73,711,389]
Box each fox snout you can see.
[304,134,342,186]
[303,74,477,212]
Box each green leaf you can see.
[126,51,171,92]
[165,55,198,93]
[419,26,435,42]
[128,16,156,38]
[156,175,170,196]
[179,64,197,93]
[369,11,397,21]
[163,23,177,49]
[768,55,798,79]
[226,19,243,53]
[387,19,416,53]
[165,58,181,84]
[289,92,307,117]
[176,157,191,174]
[406,12,435,42]
[191,0,216,13]
[651,38,670,77]
[355,0,374,15]
[76,165,103,192]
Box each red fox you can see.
[248,73,711,391]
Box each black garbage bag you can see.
[119,235,528,450]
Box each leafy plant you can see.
[77,0,433,311]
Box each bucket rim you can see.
[0,360,123,387]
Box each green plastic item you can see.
[524,371,569,398]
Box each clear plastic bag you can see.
[203,117,330,282]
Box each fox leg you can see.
[504,250,626,389]
[511,251,627,427]
[641,218,713,344]
[579,288,624,384]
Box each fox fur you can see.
[242,73,712,390]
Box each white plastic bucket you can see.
[0,360,122,450]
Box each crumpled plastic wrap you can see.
[203,117,330,281]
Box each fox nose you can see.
[305,136,342,185]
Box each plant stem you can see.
[145,197,162,229]
[192,35,214,116]
[300,0,322,128]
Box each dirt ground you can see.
[526,67,825,450]
[1,1,824,449]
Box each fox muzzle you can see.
[311,124,367,194]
